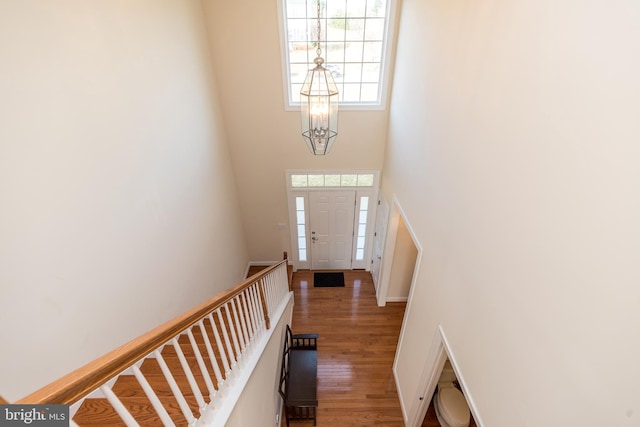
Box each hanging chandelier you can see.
[300,0,339,156]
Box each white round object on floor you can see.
[436,387,470,427]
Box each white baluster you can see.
[247,284,260,334]
[154,349,197,426]
[254,284,263,330]
[186,329,216,399]
[217,308,237,370]
[171,338,207,415]
[254,283,266,332]
[261,278,270,326]
[99,385,140,427]
[225,302,242,363]
[241,291,254,338]
[277,267,285,298]
[252,284,263,332]
[238,292,252,346]
[186,330,218,425]
[271,273,278,311]
[209,312,232,377]
[131,364,176,427]
[253,283,266,332]
[281,264,289,295]
[246,288,258,343]
[264,275,274,314]
[198,319,225,394]
[256,280,267,329]
[260,277,269,316]
[230,298,247,351]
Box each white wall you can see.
[386,1,640,426]
[202,0,390,261]
[0,1,248,401]
[226,298,293,427]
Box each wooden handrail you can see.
[17,259,287,405]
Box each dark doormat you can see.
[314,272,345,288]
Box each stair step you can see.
[73,397,188,426]
[165,336,230,364]
[111,375,194,398]
[72,310,244,426]
[162,341,209,360]
[156,344,231,384]
[176,328,247,359]
[139,358,213,398]
[73,354,218,426]
[140,357,203,380]
[72,267,283,426]
[111,374,202,418]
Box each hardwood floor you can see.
[287,270,407,427]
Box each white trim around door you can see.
[286,170,380,271]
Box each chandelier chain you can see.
[316,0,322,58]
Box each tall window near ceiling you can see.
[279,0,397,108]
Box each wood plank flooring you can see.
[288,270,407,427]
[250,266,480,426]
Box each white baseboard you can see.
[244,260,282,280]
[248,260,280,266]
[386,296,408,303]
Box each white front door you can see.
[309,191,356,270]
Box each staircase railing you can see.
[16,258,292,426]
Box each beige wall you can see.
[387,216,417,300]
[0,1,248,400]
[202,0,390,261]
[385,0,640,425]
